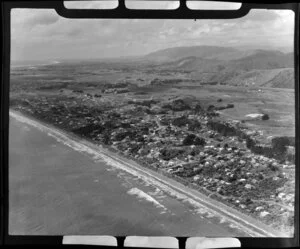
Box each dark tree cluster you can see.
[162,99,191,111]
[207,120,237,136]
[159,147,185,161]
[172,116,190,127]
[182,134,206,146]
[261,114,270,120]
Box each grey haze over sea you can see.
[11,60,61,69]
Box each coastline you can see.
[9,109,289,237]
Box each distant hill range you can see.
[143,46,294,89]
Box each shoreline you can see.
[9,109,289,237]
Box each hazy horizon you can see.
[11,7,294,61]
[10,44,294,64]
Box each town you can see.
[10,84,295,234]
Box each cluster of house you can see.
[106,110,294,226]
[12,93,295,231]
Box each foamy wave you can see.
[219,217,227,224]
[148,187,165,198]
[127,188,167,211]
[121,176,134,188]
[21,125,30,131]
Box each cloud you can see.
[66,27,84,38]
[10,7,294,61]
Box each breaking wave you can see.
[127,188,167,211]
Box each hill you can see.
[144,46,238,62]
[143,46,294,89]
[227,50,293,71]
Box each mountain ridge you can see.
[142,46,294,89]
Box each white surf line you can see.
[9,111,283,237]
[127,187,168,211]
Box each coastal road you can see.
[9,114,251,236]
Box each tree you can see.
[271,136,290,155]
[182,134,206,146]
[207,105,215,111]
[188,119,201,131]
[262,114,269,120]
[194,136,206,146]
[194,104,202,113]
[246,137,255,149]
[172,116,189,127]
[102,132,111,145]
[171,99,191,111]
[182,134,196,146]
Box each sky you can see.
[10,1,295,61]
